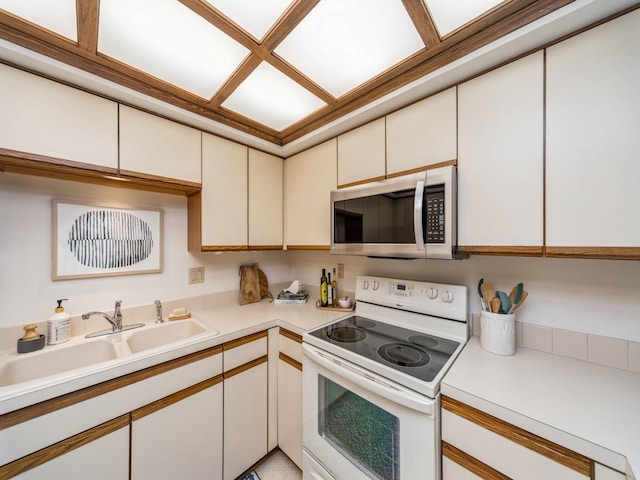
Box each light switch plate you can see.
[189,267,205,284]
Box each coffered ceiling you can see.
[0,0,580,147]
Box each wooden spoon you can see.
[481,281,496,310]
[490,296,501,314]
[512,290,528,311]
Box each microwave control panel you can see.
[425,184,445,244]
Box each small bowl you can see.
[338,297,352,308]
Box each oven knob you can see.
[361,280,369,290]
[442,291,454,303]
[427,287,438,299]
[372,281,380,291]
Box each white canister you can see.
[480,310,516,355]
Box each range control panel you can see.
[356,275,467,322]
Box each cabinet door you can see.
[457,52,544,254]
[224,362,268,480]
[386,87,457,176]
[284,139,337,249]
[13,426,129,480]
[249,149,283,248]
[131,381,223,480]
[278,329,303,469]
[119,105,201,183]
[546,10,640,257]
[0,63,118,169]
[201,133,248,248]
[337,118,386,187]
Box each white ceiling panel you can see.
[426,0,507,36]
[205,0,293,40]
[223,62,327,131]
[275,0,425,98]
[0,0,77,40]
[98,0,249,99]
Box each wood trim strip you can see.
[442,441,511,480]
[285,245,330,251]
[385,159,458,179]
[0,149,201,196]
[401,0,441,48]
[279,328,302,344]
[200,245,249,252]
[279,352,302,372]
[223,355,268,380]
[131,374,222,422]
[0,415,129,479]
[457,246,544,257]
[338,175,386,189]
[247,245,284,251]
[223,330,268,351]
[442,396,592,477]
[545,247,640,260]
[0,345,222,431]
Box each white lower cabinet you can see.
[442,396,592,480]
[131,380,223,480]
[223,332,269,480]
[13,425,129,480]
[278,329,303,469]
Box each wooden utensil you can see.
[512,290,528,311]
[490,296,501,314]
[481,281,496,310]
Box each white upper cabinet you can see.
[200,133,247,248]
[337,118,386,186]
[457,52,544,253]
[249,149,283,248]
[285,139,337,248]
[0,63,117,169]
[546,10,640,252]
[386,87,457,176]
[119,105,201,183]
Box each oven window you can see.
[318,375,400,480]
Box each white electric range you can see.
[302,275,468,480]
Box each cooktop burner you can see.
[378,343,431,367]
[307,315,460,383]
[328,325,367,343]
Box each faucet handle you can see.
[154,300,164,323]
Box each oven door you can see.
[303,343,440,480]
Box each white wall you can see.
[0,173,291,327]
[289,251,640,343]
[2,172,639,342]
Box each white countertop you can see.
[442,336,640,479]
[0,298,347,415]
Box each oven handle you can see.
[414,180,425,251]
[303,344,434,416]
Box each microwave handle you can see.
[414,180,425,251]
[303,344,434,415]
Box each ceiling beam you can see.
[76,0,99,54]
[401,0,441,49]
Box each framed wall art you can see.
[52,199,163,280]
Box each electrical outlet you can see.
[337,263,344,279]
[189,267,205,284]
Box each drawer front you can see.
[442,396,592,480]
[279,329,302,364]
[223,331,268,372]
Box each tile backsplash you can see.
[472,314,639,373]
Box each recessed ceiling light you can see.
[205,0,293,41]
[0,0,77,40]
[425,0,506,36]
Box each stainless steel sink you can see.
[0,339,119,386]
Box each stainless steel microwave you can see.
[330,165,462,259]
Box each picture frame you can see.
[52,199,163,281]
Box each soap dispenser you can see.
[47,299,71,345]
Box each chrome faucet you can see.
[154,300,164,323]
[82,300,123,331]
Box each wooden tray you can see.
[315,303,355,313]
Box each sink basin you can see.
[0,339,118,386]
[125,320,210,353]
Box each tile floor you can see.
[255,450,302,480]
